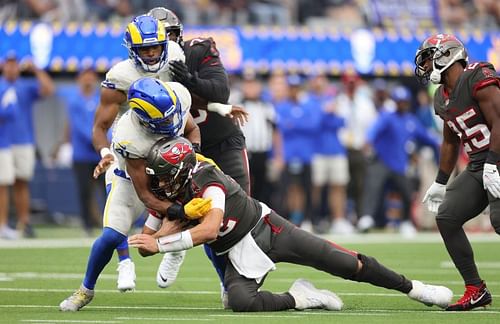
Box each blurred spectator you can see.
[0,84,18,239]
[54,68,105,236]
[372,78,395,112]
[357,86,440,236]
[85,0,132,22]
[336,72,377,222]
[308,73,353,235]
[361,0,440,29]
[471,0,500,30]
[439,0,472,29]
[275,75,319,229]
[239,72,282,205]
[248,0,292,26]
[131,0,184,18]
[0,52,55,238]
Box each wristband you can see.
[145,214,162,231]
[100,147,112,158]
[157,230,193,253]
[485,150,500,164]
[166,203,186,221]
[435,169,450,185]
[207,102,232,116]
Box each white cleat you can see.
[156,250,186,288]
[59,285,94,312]
[288,279,343,311]
[408,280,453,308]
[117,259,136,292]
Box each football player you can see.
[415,34,500,311]
[90,14,189,292]
[129,136,454,312]
[148,7,250,305]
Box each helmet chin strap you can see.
[430,50,465,84]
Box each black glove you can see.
[169,60,197,88]
[166,203,186,221]
[192,143,201,154]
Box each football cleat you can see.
[446,281,492,311]
[288,279,343,311]
[117,258,136,292]
[157,250,186,288]
[221,283,230,309]
[407,280,453,308]
[59,285,94,312]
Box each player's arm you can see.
[183,112,201,148]
[126,157,174,214]
[171,40,230,103]
[436,122,461,182]
[93,87,126,152]
[476,85,500,158]
[129,186,224,255]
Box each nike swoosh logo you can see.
[159,274,168,283]
[470,291,486,305]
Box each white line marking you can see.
[21,320,121,323]
[1,232,497,249]
[115,317,214,321]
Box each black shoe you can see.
[446,281,492,311]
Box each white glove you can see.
[483,163,500,198]
[422,182,446,214]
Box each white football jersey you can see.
[111,81,192,177]
[102,40,186,129]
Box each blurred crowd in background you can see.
[0,0,497,240]
[0,0,499,30]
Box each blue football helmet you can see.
[128,78,183,136]
[124,15,167,73]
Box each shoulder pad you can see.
[103,60,142,92]
[167,41,185,63]
[166,81,192,115]
[186,37,219,57]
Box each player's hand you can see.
[483,163,500,198]
[184,198,212,219]
[228,105,249,126]
[422,182,446,214]
[93,154,115,179]
[169,60,196,88]
[128,234,159,254]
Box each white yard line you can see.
[0,232,498,249]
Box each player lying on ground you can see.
[129,136,454,312]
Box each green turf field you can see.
[1,228,499,323]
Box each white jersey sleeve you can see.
[102,60,144,92]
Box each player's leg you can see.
[436,169,491,310]
[60,176,143,311]
[104,165,136,292]
[264,211,452,308]
[11,144,36,237]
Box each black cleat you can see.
[446,281,492,311]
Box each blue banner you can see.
[1,21,498,75]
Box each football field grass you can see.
[1,228,499,323]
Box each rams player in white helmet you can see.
[89,14,199,293]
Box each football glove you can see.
[169,60,197,88]
[422,182,446,214]
[184,198,212,220]
[483,163,500,198]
